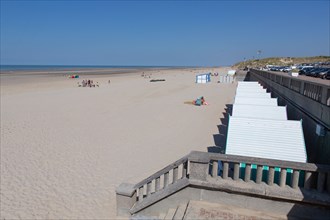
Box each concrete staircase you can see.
[183,200,287,220]
[131,203,188,220]
[132,200,290,220]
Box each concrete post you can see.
[173,167,178,183]
[188,152,210,181]
[164,172,169,187]
[116,183,137,217]
[233,163,240,181]
[299,81,305,95]
[212,160,218,177]
[304,171,312,190]
[182,162,187,178]
[279,169,287,187]
[147,181,152,195]
[268,167,275,186]
[292,170,300,189]
[244,164,251,182]
[138,186,144,202]
[155,177,160,192]
[320,87,328,104]
[223,162,229,179]
[256,165,263,184]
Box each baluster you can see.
[291,170,300,189]
[146,181,152,196]
[164,172,169,187]
[317,172,326,192]
[182,162,187,178]
[256,165,263,184]
[304,171,312,190]
[299,81,305,95]
[138,186,144,202]
[279,168,287,187]
[233,163,240,180]
[212,160,218,177]
[155,177,160,192]
[267,167,275,185]
[244,164,251,182]
[173,167,178,183]
[223,162,229,179]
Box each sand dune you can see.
[1,68,236,219]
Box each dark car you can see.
[310,68,327,77]
[322,70,330,80]
[299,67,313,75]
[318,68,330,79]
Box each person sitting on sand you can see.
[201,96,205,105]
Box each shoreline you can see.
[0,66,223,75]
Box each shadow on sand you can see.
[207,104,232,154]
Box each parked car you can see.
[318,68,330,79]
[270,66,279,71]
[282,67,292,72]
[299,67,313,75]
[322,70,330,80]
[310,68,328,77]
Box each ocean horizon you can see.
[0,65,209,72]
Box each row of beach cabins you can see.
[222,81,307,184]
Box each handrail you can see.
[134,154,189,189]
[252,69,329,87]
[250,69,330,107]
[132,151,330,194]
[207,152,330,172]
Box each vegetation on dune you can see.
[232,56,330,69]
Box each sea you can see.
[0,65,196,72]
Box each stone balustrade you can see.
[243,69,330,111]
[116,151,330,216]
[134,155,189,202]
[207,152,330,192]
[250,69,330,107]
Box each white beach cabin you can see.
[225,116,307,185]
[232,104,287,120]
[234,97,278,106]
[195,73,211,83]
[226,116,307,163]
[227,70,236,76]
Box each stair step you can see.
[130,215,159,220]
[164,208,176,220]
[158,213,166,220]
[173,203,188,220]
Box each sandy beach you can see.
[1,67,236,219]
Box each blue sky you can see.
[1,0,329,66]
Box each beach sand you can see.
[0,67,236,219]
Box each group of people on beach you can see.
[78,79,99,87]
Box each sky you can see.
[0,0,329,66]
